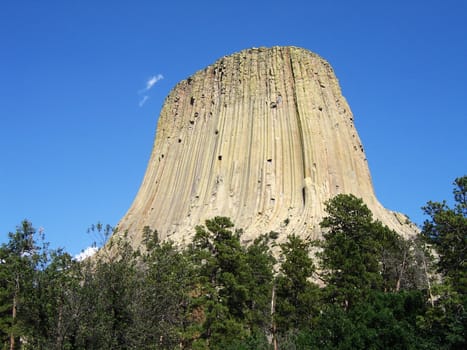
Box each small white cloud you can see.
[74,246,98,261]
[139,95,149,107]
[137,73,164,106]
[146,74,164,91]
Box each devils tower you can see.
[115,46,416,247]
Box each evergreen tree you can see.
[422,175,467,293]
[317,194,399,308]
[188,217,274,349]
[274,234,320,337]
[288,290,428,350]
[22,249,82,350]
[188,217,249,348]
[132,227,194,349]
[419,175,467,349]
[244,234,275,339]
[73,232,139,350]
[0,220,45,350]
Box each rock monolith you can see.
[115,46,416,248]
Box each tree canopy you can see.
[1,176,465,349]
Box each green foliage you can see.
[274,234,320,333]
[22,249,80,350]
[317,194,402,308]
[134,238,194,349]
[73,234,139,349]
[189,217,275,349]
[419,175,467,349]
[282,290,428,350]
[417,282,466,349]
[422,175,467,292]
[244,234,276,334]
[2,176,464,349]
[0,220,48,349]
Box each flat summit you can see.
[115,46,416,247]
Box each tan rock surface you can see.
[114,46,417,248]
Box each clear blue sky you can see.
[1,0,466,256]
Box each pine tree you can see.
[0,220,43,350]
[188,217,249,348]
[422,175,467,293]
[73,232,139,350]
[419,175,467,349]
[317,194,399,308]
[188,217,274,349]
[133,228,194,349]
[244,234,275,339]
[274,234,320,336]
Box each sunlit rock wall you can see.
[115,46,416,247]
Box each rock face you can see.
[116,46,416,247]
